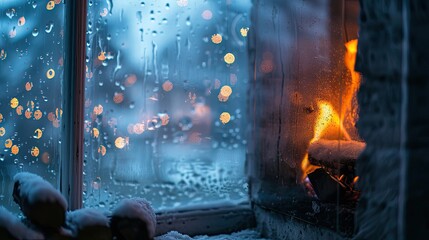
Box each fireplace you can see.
[249,0,429,239]
[248,0,363,237]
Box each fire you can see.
[301,39,360,179]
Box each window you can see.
[0,0,65,213]
[83,0,252,211]
[1,0,252,215]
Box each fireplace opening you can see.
[301,38,364,204]
[248,0,363,237]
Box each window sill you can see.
[155,203,255,237]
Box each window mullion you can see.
[61,0,87,210]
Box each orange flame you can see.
[301,39,360,179]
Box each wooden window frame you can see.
[59,0,254,236]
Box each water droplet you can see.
[6,9,16,19]
[45,21,54,33]
[32,28,39,37]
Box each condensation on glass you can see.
[0,0,65,213]
[83,0,251,211]
[247,0,361,235]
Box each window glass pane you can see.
[83,0,251,211]
[0,0,65,212]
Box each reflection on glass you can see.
[83,0,251,210]
[0,0,65,212]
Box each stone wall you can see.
[354,0,429,239]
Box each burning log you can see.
[308,168,348,202]
[308,139,365,174]
[12,172,67,230]
[66,209,112,240]
[110,198,156,240]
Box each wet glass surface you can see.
[83,0,251,211]
[0,0,65,213]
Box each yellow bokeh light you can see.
[92,128,100,138]
[93,105,103,115]
[31,147,40,157]
[211,34,222,44]
[0,49,6,60]
[5,139,12,148]
[219,112,231,124]
[34,129,43,139]
[46,69,55,79]
[0,127,5,137]
[10,98,19,108]
[46,1,55,10]
[224,53,235,64]
[220,85,233,97]
[34,110,43,120]
[98,52,106,61]
[115,137,126,149]
[240,27,249,37]
[11,145,19,155]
